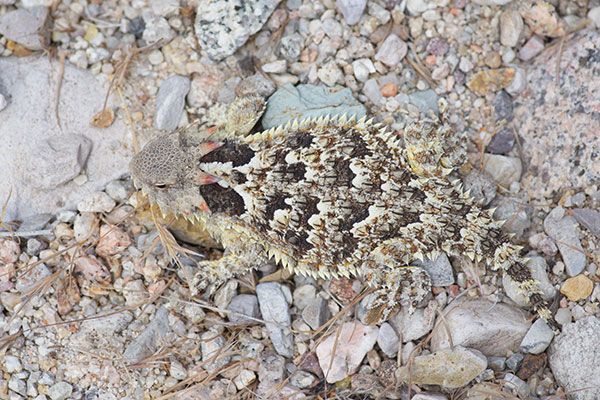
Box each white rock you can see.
[77,192,116,213]
[589,6,600,29]
[500,9,523,47]
[520,318,554,354]
[352,58,375,82]
[482,154,522,188]
[374,34,407,67]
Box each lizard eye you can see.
[154,183,168,189]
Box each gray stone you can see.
[262,83,366,129]
[486,126,516,154]
[77,192,116,213]
[292,284,316,311]
[336,0,367,25]
[227,294,260,325]
[279,33,304,61]
[236,73,277,98]
[493,90,514,122]
[572,208,600,239]
[520,318,554,354]
[492,196,532,237]
[544,206,587,276]
[46,382,73,400]
[430,298,531,357]
[201,330,231,374]
[503,256,556,307]
[408,90,438,116]
[154,75,190,131]
[8,376,26,396]
[502,373,530,398]
[15,263,51,293]
[142,14,175,44]
[549,316,600,400]
[256,282,293,358]
[506,353,524,371]
[362,78,383,105]
[18,213,53,233]
[3,355,22,373]
[374,34,407,67]
[301,296,330,330]
[406,0,428,15]
[412,253,454,286]
[0,7,50,50]
[104,180,129,202]
[22,134,92,190]
[317,60,343,87]
[258,350,286,384]
[519,35,544,61]
[462,169,497,206]
[390,300,436,342]
[79,311,133,336]
[396,346,487,389]
[500,9,523,47]
[482,154,522,188]
[0,57,132,222]
[194,0,280,61]
[505,65,526,97]
[123,307,172,363]
[377,322,399,358]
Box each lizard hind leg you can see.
[363,264,432,324]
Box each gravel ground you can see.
[1,0,600,399]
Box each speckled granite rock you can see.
[514,29,600,200]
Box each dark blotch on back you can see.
[264,194,289,222]
[287,132,314,150]
[200,140,255,167]
[198,184,245,216]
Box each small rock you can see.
[77,192,116,213]
[289,370,317,388]
[214,280,238,311]
[426,36,449,56]
[227,294,260,325]
[486,127,516,154]
[554,307,572,326]
[408,90,439,116]
[412,253,454,286]
[503,256,556,306]
[257,351,286,393]
[521,1,565,38]
[487,356,506,372]
[352,58,375,82]
[560,274,593,301]
[544,206,587,276]
[377,322,399,358]
[549,316,600,400]
[484,51,502,69]
[482,154,522,188]
[589,6,600,29]
[396,346,487,389]
[390,300,436,342]
[406,0,428,15]
[316,321,378,383]
[375,34,407,67]
[493,90,514,122]
[263,83,366,129]
[500,9,524,47]
[95,224,132,258]
[104,180,129,202]
[0,7,50,50]
[256,282,293,358]
[336,0,367,25]
[504,65,526,96]
[520,319,554,354]
[0,239,20,264]
[233,369,256,390]
[493,197,532,237]
[236,73,277,98]
[462,169,497,206]
[8,376,26,396]
[15,263,51,293]
[293,285,316,310]
[430,298,531,357]
[154,75,190,131]
[519,35,544,61]
[381,83,398,98]
[169,358,187,380]
[3,355,22,373]
[506,353,524,372]
[123,307,172,363]
[363,78,383,105]
[151,0,179,17]
[317,60,343,87]
[571,208,600,239]
[301,296,330,330]
[467,68,515,96]
[201,330,232,374]
[261,60,287,74]
[18,213,52,232]
[279,33,304,62]
[46,381,73,400]
[194,0,280,60]
[502,373,530,398]
[73,212,98,242]
[22,134,92,190]
[142,15,175,44]
[517,353,547,380]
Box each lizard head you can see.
[130,133,222,218]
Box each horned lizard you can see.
[130,95,558,331]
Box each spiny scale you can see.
[129,95,559,333]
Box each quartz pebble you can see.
[519,35,544,61]
[544,206,587,276]
[0,7,50,50]
[560,274,594,301]
[500,9,523,47]
[336,0,367,25]
[256,282,293,358]
[154,75,190,131]
[519,319,554,355]
[374,34,407,67]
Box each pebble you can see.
[256,282,293,358]
[519,35,545,61]
[493,196,532,237]
[77,192,116,213]
[571,208,600,239]
[195,0,279,60]
[317,60,343,87]
[560,274,594,301]
[23,134,92,190]
[0,239,20,264]
[0,93,7,111]
[262,60,287,74]
[467,68,515,96]
[123,307,172,363]
[257,351,286,391]
[519,319,554,355]
[316,321,378,383]
[549,316,600,400]
[484,50,502,68]
[104,180,129,203]
[500,9,523,47]
[426,36,449,56]
[279,33,304,61]
[169,358,187,380]
[227,294,260,325]
[544,206,587,276]
[46,381,73,400]
[301,296,330,330]
[0,7,50,50]
[506,353,525,372]
[352,58,375,82]
[482,154,522,188]
[151,0,179,17]
[213,280,238,311]
[8,376,26,396]
[462,169,497,206]
[493,90,513,122]
[362,78,383,105]
[412,253,454,286]
[554,307,572,326]
[502,373,530,398]
[377,322,399,358]
[336,0,367,25]
[142,15,175,44]
[406,0,428,15]
[95,224,132,258]
[486,127,516,154]
[396,346,487,389]
[154,75,190,131]
[233,369,256,390]
[390,300,436,342]
[374,34,407,67]
[504,65,526,96]
[73,212,98,242]
[589,6,600,29]
[292,284,316,311]
[408,89,438,116]
[503,256,556,306]
[262,83,366,129]
[201,330,231,374]
[4,355,22,373]
[521,2,565,38]
[430,298,531,357]
[380,83,398,97]
[236,73,277,98]
[16,263,51,293]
